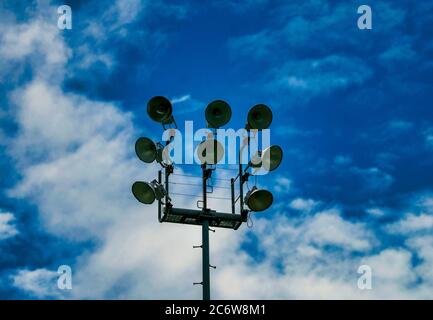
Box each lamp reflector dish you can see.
[244,187,273,212]
[247,104,273,130]
[205,100,232,128]
[147,96,173,123]
[135,137,157,163]
[132,180,166,205]
[262,145,283,172]
[132,181,156,204]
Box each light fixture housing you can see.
[261,145,283,172]
[147,96,173,124]
[205,100,232,128]
[244,186,273,212]
[135,137,165,164]
[132,180,166,205]
[246,104,273,130]
[135,137,157,163]
[249,145,283,173]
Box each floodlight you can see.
[132,180,166,204]
[244,186,273,212]
[147,96,173,124]
[249,145,283,173]
[135,137,166,164]
[197,139,224,165]
[205,100,232,128]
[246,104,273,130]
[135,137,157,163]
[262,146,283,171]
[261,145,283,172]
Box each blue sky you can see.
[0,0,433,299]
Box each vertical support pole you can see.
[158,170,162,222]
[165,166,170,205]
[230,178,235,214]
[201,163,210,300]
[202,164,207,210]
[239,133,250,214]
[202,219,210,300]
[239,150,244,213]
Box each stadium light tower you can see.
[132,96,283,300]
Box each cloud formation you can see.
[0,211,18,240]
[1,0,433,300]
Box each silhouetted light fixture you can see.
[246,104,273,130]
[135,137,165,164]
[244,186,273,212]
[147,96,173,124]
[133,95,282,301]
[249,145,283,173]
[197,139,225,165]
[261,145,283,172]
[132,180,166,204]
[135,137,157,163]
[205,100,232,128]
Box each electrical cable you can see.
[169,181,202,187]
[171,192,232,201]
[169,181,234,190]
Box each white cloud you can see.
[273,176,291,193]
[362,249,414,283]
[255,209,375,257]
[289,198,318,213]
[7,80,149,241]
[10,81,131,162]
[170,94,205,115]
[2,2,203,298]
[387,213,433,234]
[3,1,433,300]
[171,94,191,104]
[0,18,71,82]
[0,212,18,240]
[406,236,433,285]
[421,197,433,212]
[304,210,373,252]
[350,166,394,193]
[270,55,372,97]
[113,0,145,27]
[355,248,427,299]
[83,0,145,40]
[213,212,432,299]
[366,207,386,217]
[12,268,59,298]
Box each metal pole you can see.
[201,164,211,300]
[239,149,244,213]
[230,178,235,214]
[158,170,162,222]
[165,166,169,205]
[202,219,210,300]
[202,164,207,210]
[239,134,250,213]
